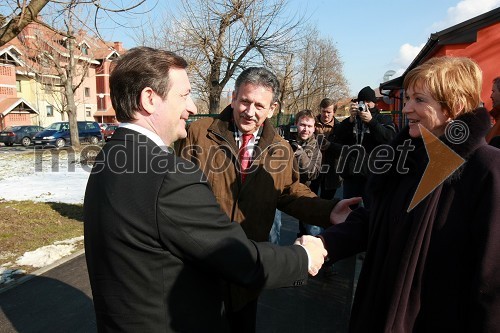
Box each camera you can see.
[358,101,366,112]
[288,139,300,152]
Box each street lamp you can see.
[98,93,104,123]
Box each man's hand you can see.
[358,109,373,123]
[293,144,304,157]
[294,235,327,276]
[329,197,362,225]
[349,103,358,123]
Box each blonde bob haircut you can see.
[403,56,482,119]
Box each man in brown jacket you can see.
[177,67,359,332]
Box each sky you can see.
[0,151,89,286]
[300,0,500,95]
[99,0,500,97]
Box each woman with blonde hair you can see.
[321,56,500,332]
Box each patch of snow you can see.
[15,236,84,268]
[0,150,90,286]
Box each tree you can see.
[264,26,349,116]
[141,0,305,114]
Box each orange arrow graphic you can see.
[407,124,465,212]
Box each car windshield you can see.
[3,126,21,132]
[46,123,68,131]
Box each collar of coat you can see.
[298,135,318,147]
[315,114,338,128]
[207,105,283,151]
[490,105,500,120]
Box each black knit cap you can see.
[355,86,377,103]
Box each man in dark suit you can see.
[84,47,340,332]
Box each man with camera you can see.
[335,86,397,208]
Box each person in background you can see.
[486,76,500,147]
[84,47,331,332]
[335,86,397,208]
[287,110,323,237]
[302,98,343,237]
[310,98,343,200]
[320,56,500,332]
[291,110,322,193]
[177,66,359,332]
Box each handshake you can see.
[294,235,328,276]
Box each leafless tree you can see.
[266,26,349,116]
[138,0,306,114]
[289,28,348,113]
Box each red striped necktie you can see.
[239,133,254,183]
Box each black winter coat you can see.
[321,108,500,332]
[335,108,396,179]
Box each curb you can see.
[0,249,85,295]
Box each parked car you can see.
[98,123,108,132]
[0,125,44,147]
[103,124,119,141]
[33,121,102,148]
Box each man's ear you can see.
[267,102,278,119]
[230,90,237,109]
[139,87,156,114]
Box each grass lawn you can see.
[0,200,84,274]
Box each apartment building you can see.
[0,21,123,129]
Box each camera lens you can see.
[358,102,365,112]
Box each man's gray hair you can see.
[234,67,280,104]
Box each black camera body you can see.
[288,139,300,152]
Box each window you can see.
[46,105,54,117]
[81,44,88,55]
[16,80,21,92]
[86,107,91,117]
[43,84,54,93]
[84,87,90,98]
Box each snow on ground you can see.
[0,149,91,203]
[0,149,91,286]
[15,236,85,268]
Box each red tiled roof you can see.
[0,98,38,116]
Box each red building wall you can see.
[0,64,16,98]
[434,23,500,110]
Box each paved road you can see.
[0,254,96,333]
[0,213,357,333]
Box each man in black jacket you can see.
[335,86,397,208]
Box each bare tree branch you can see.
[137,0,307,113]
[0,0,50,46]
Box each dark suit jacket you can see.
[84,128,308,332]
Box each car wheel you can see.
[21,137,32,147]
[55,138,66,148]
[89,136,99,145]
